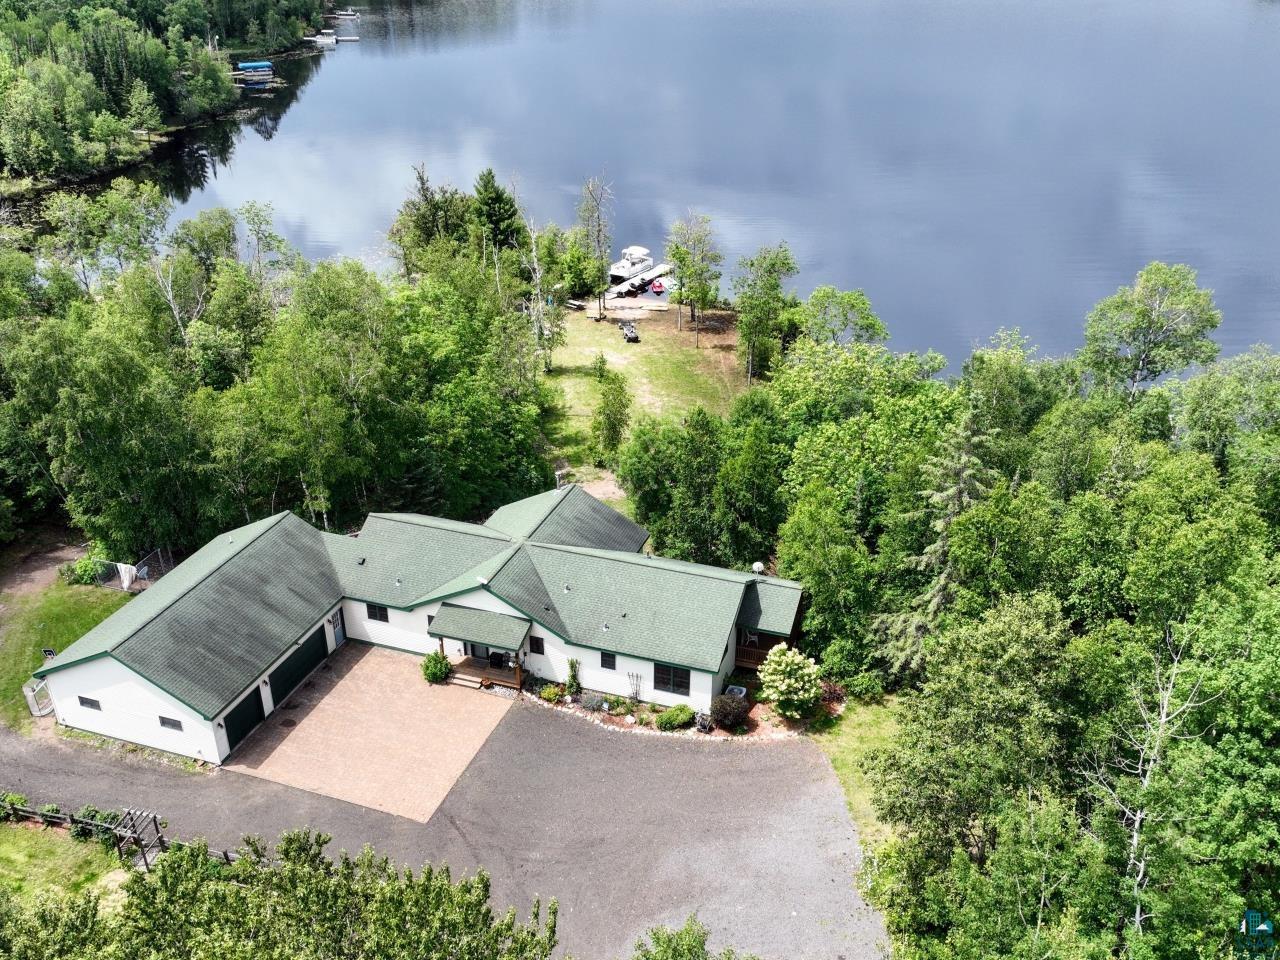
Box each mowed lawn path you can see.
[0,703,885,960]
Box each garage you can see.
[223,688,266,753]
[269,626,328,705]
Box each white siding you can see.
[341,598,439,654]
[45,657,220,762]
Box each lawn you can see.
[0,823,126,904]
[545,307,745,472]
[0,582,131,731]
[809,697,899,852]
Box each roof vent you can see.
[602,623,610,631]
[395,577,402,587]
[477,576,488,585]
[543,604,551,612]
[621,612,627,618]
[357,557,366,565]
[564,584,571,593]
[751,561,765,575]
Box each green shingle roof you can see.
[430,603,530,651]
[326,514,511,608]
[41,487,803,710]
[37,513,342,719]
[484,484,649,552]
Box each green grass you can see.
[0,823,126,903]
[545,311,745,469]
[809,697,899,851]
[0,582,131,731]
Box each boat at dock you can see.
[336,34,359,41]
[236,60,273,72]
[329,8,359,16]
[307,29,338,44]
[609,245,654,282]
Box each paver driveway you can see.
[225,643,511,822]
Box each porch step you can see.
[448,674,484,690]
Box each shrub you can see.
[539,683,562,703]
[820,679,846,704]
[59,552,103,586]
[590,351,608,381]
[71,805,121,847]
[421,651,451,684]
[844,671,885,703]
[566,658,582,697]
[580,692,606,712]
[0,792,27,821]
[757,643,822,719]
[654,704,695,731]
[39,803,61,824]
[710,694,751,731]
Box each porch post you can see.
[438,635,444,656]
[515,657,523,697]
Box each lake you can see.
[147,0,1280,362]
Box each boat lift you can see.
[607,262,672,299]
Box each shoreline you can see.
[0,45,320,203]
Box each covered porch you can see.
[432,602,530,692]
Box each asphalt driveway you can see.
[0,703,885,960]
[225,644,510,822]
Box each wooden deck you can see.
[449,655,521,690]
[734,636,786,671]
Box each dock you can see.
[607,263,672,299]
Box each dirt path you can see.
[0,526,83,599]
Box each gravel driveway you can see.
[0,703,884,960]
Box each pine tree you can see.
[877,408,996,678]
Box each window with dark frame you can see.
[653,663,690,696]
[528,635,544,655]
[366,603,389,622]
[159,716,183,731]
[601,651,616,670]
[78,696,101,711]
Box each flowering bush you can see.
[757,644,822,719]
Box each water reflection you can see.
[113,0,1280,359]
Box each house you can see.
[34,485,803,764]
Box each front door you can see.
[467,642,489,660]
[330,608,346,648]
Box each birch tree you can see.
[665,213,722,346]
[577,175,612,316]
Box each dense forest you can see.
[4,159,1278,959]
[0,0,321,183]
[0,171,567,555]
[617,255,1280,956]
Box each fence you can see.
[1,799,238,870]
[93,546,179,592]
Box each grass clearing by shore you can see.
[0,824,126,904]
[0,583,130,731]
[809,697,898,852]
[545,307,745,471]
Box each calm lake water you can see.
[146,0,1280,362]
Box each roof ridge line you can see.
[368,513,512,541]
[527,483,579,536]
[524,539,760,584]
[109,512,291,655]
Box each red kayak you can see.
[651,279,665,295]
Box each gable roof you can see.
[326,514,511,608]
[42,487,803,707]
[429,603,530,651]
[37,513,343,719]
[484,484,649,552]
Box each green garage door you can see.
[269,625,328,705]
[223,688,265,753]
